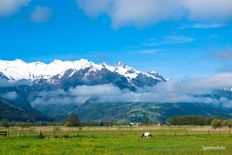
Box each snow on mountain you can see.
[146,71,166,81]
[113,62,165,81]
[0,59,102,80]
[114,62,140,79]
[0,59,165,82]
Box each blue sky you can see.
[0,0,232,78]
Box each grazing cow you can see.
[141,132,152,138]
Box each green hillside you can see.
[0,97,52,122]
[34,102,232,124]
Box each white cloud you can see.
[143,36,194,47]
[138,49,160,54]
[183,0,232,20]
[31,72,232,106]
[31,6,53,23]
[163,36,195,44]
[77,0,182,28]
[149,73,232,96]
[109,0,182,28]
[183,23,225,29]
[2,91,17,100]
[0,0,29,17]
[77,0,232,28]
[69,85,121,96]
[77,0,112,17]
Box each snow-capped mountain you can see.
[1,59,232,123]
[0,59,101,81]
[0,59,166,86]
[0,59,166,118]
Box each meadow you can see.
[0,126,232,155]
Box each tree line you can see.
[0,114,114,128]
[168,115,212,125]
[1,114,232,128]
[168,115,232,128]
[0,114,80,128]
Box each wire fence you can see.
[0,127,231,138]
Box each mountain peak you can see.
[115,61,136,72]
[114,61,140,79]
[51,59,63,64]
[147,71,158,76]
[79,58,90,62]
[0,59,165,82]
[101,62,115,72]
[115,61,128,68]
[33,61,45,66]
[14,59,26,63]
[146,71,166,81]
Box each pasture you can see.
[0,126,232,155]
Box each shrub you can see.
[0,119,10,128]
[211,118,222,129]
[222,120,232,128]
[20,121,32,128]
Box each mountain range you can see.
[0,59,165,83]
[0,59,231,123]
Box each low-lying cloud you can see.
[3,91,18,100]
[32,72,232,106]
[0,91,18,100]
[0,78,31,87]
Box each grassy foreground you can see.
[0,126,232,155]
[0,135,232,155]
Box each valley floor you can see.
[0,126,232,155]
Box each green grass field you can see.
[0,126,232,155]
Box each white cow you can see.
[141,132,152,138]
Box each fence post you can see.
[77,129,80,136]
[53,130,55,138]
[7,128,9,137]
[17,128,20,137]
